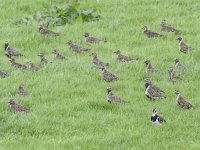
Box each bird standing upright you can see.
[107,87,127,104]
[151,108,166,124]
[177,36,192,53]
[101,67,118,82]
[175,90,193,109]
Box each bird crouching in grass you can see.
[37,53,49,65]
[114,50,139,62]
[91,52,109,69]
[144,60,158,73]
[0,70,8,78]
[151,108,166,124]
[9,58,27,70]
[160,20,180,33]
[144,79,166,100]
[27,60,39,72]
[168,67,182,83]
[142,26,164,38]
[101,67,118,82]
[52,49,67,61]
[83,33,107,44]
[175,90,193,109]
[177,36,192,53]
[67,40,90,53]
[18,83,28,97]
[4,42,23,58]
[174,58,184,69]
[39,25,60,36]
[9,99,30,113]
[106,87,128,104]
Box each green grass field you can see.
[0,0,200,149]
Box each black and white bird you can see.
[101,67,118,82]
[177,36,192,53]
[151,108,166,124]
[175,90,193,109]
[114,50,139,62]
[144,60,158,73]
[4,42,23,58]
[91,52,109,69]
[39,25,60,36]
[83,33,106,44]
[0,70,7,78]
[145,79,166,100]
[67,40,89,53]
[142,26,163,38]
[107,87,127,104]
[160,20,180,33]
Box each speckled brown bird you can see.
[39,25,60,36]
[9,58,27,69]
[168,67,182,82]
[68,40,90,53]
[160,20,180,33]
[177,36,192,53]
[38,53,49,64]
[145,77,165,94]
[4,42,23,58]
[114,50,139,62]
[18,84,28,97]
[91,52,109,69]
[107,87,127,104]
[27,60,39,72]
[174,58,184,69]
[52,49,67,60]
[83,33,106,44]
[9,99,30,113]
[0,70,7,78]
[145,80,166,100]
[144,60,158,73]
[142,26,164,38]
[101,67,118,82]
[175,90,192,109]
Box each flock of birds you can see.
[0,20,195,124]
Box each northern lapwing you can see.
[160,20,180,33]
[107,87,127,104]
[174,58,184,69]
[168,67,182,83]
[67,40,89,53]
[175,90,193,109]
[18,84,28,97]
[144,60,158,73]
[0,70,7,78]
[4,42,23,58]
[145,80,166,100]
[52,49,67,60]
[27,60,39,72]
[151,108,166,124]
[38,53,49,64]
[142,26,164,38]
[101,67,118,82]
[39,25,60,36]
[91,52,109,69]
[114,50,139,62]
[9,58,27,69]
[177,36,192,53]
[83,33,106,44]
[9,99,30,113]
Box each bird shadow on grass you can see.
[86,101,118,111]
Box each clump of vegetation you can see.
[11,2,100,27]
